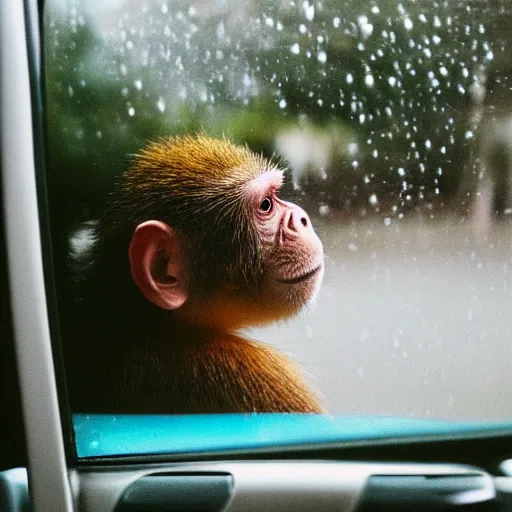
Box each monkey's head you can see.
[111,135,323,330]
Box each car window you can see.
[43,0,512,458]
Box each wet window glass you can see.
[44,0,512,455]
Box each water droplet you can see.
[128,107,135,116]
[317,51,327,63]
[305,3,315,21]
[156,97,166,113]
[364,74,374,87]
[319,204,330,216]
[290,43,300,55]
[348,142,359,155]
[358,15,373,38]
[279,98,287,108]
[216,21,225,39]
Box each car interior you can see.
[2,0,512,510]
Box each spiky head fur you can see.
[94,135,278,305]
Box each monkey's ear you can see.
[128,220,189,310]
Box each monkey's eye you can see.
[259,196,273,213]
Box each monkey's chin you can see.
[278,264,323,285]
[273,263,324,314]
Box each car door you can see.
[2,0,512,511]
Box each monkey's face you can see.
[170,169,324,330]
[127,137,323,331]
[247,170,324,316]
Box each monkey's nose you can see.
[287,204,311,232]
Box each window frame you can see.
[0,0,74,509]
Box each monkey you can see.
[62,135,325,414]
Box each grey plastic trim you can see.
[78,461,493,512]
[0,468,31,512]
[502,459,512,476]
[115,474,233,511]
[495,476,512,507]
[0,1,74,511]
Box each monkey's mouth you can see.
[279,264,322,285]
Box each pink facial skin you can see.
[246,170,324,300]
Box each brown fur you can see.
[69,327,322,413]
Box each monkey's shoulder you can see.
[189,334,323,414]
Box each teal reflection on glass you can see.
[73,414,512,458]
